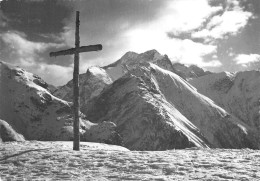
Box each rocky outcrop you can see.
[82,121,122,146]
[0,119,25,142]
[84,63,259,150]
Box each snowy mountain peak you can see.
[0,61,76,140]
[103,50,212,82]
[139,49,163,61]
[86,66,112,84]
[103,49,174,81]
[0,61,52,93]
[120,51,139,61]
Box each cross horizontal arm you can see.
[49,44,102,57]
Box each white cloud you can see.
[164,0,223,34]
[192,0,253,41]
[1,31,64,57]
[0,31,64,66]
[233,54,260,67]
[0,31,71,85]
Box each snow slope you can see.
[1,141,259,180]
[189,71,260,131]
[0,61,121,144]
[84,63,259,150]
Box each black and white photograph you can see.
[0,0,260,180]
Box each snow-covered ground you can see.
[0,141,259,181]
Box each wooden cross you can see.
[50,11,102,151]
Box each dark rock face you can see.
[82,121,123,146]
[32,75,49,89]
[0,119,25,142]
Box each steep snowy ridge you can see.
[84,68,208,150]
[53,66,112,105]
[148,64,259,148]
[0,61,120,144]
[135,64,259,148]
[189,70,260,131]
[84,63,259,149]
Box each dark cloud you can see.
[241,0,260,15]
[0,0,73,42]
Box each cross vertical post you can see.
[49,11,102,151]
[73,11,80,151]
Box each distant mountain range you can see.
[1,49,260,150]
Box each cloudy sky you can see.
[0,0,260,85]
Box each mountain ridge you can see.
[84,63,259,149]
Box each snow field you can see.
[0,141,259,181]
